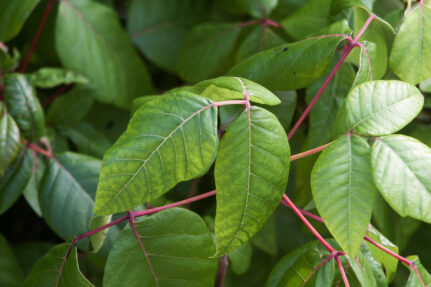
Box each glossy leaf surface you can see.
[214,107,290,255]
[95,93,218,215]
[0,110,21,175]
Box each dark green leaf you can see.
[0,233,24,286]
[22,155,45,217]
[214,107,290,255]
[228,242,253,275]
[0,0,40,42]
[346,250,378,286]
[0,108,21,175]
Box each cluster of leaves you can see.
[1,0,431,286]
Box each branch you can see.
[215,255,229,287]
[290,141,333,161]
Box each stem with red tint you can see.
[336,256,350,287]
[290,141,333,162]
[22,140,53,158]
[42,84,73,107]
[20,0,56,73]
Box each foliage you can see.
[1,0,431,286]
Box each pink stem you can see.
[213,100,247,107]
[352,14,376,44]
[336,256,350,287]
[22,140,53,158]
[238,19,264,27]
[290,141,332,161]
[20,0,56,73]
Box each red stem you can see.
[287,14,377,140]
[20,0,56,73]
[336,256,350,287]
[290,141,332,161]
[42,84,73,107]
[22,140,53,158]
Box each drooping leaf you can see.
[214,107,290,255]
[0,0,40,42]
[228,242,253,275]
[127,0,209,73]
[88,215,112,253]
[0,233,24,286]
[311,134,376,257]
[336,80,424,136]
[352,41,377,87]
[46,85,95,126]
[31,67,88,88]
[0,108,21,175]
[406,256,431,286]
[228,35,347,91]
[23,155,45,217]
[371,135,431,223]
[4,74,45,140]
[389,4,431,85]
[104,208,218,287]
[177,23,242,83]
[95,93,218,215]
[193,76,281,105]
[55,0,153,108]
[0,149,33,215]
[22,243,94,287]
[266,239,336,287]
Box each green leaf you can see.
[127,0,209,73]
[103,208,218,286]
[250,215,278,256]
[22,243,94,287]
[265,91,297,131]
[4,74,45,140]
[352,41,377,87]
[366,226,398,282]
[39,152,109,250]
[389,5,431,85]
[0,0,40,42]
[266,239,336,287]
[228,35,347,91]
[88,215,111,253]
[0,234,24,287]
[235,25,285,63]
[31,67,88,88]
[0,110,21,175]
[311,134,376,257]
[193,76,281,105]
[228,242,253,275]
[0,149,33,215]
[336,80,424,136]
[178,23,242,83]
[95,93,218,215]
[0,47,20,72]
[14,241,54,276]
[371,135,431,223]
[214,107,290,255]
[360,244,388,287]
[220,0,278,18]
[60,122,111,158]
[281,0,332,40]
[55,0,153,108]
[23,156,45,217]
[420,77,431,93]
[406,256,431,286]
[46,85,95,126]
[346,251,378,287]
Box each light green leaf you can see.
[406,256,431,286]
[360,244,388,287]
[4,74,45,140]
[104,208,217,287]
[55,0,153,108]
[420,77,431,93]
[0,233,24,287]
[346,251,378,287]
[389,5,431,85]
[0,149,33,215]
[46,85,95,126]
[22,243,93,287]
[23,156,45,217]
[311,134,376,257]
[235,25,285,63]
[32,67,88,88]
[194,76,281,105]
[127,0,209,73]
[0,109,21,175]
[60,122,111,158]
[88,215,111,253]
[228,35,347,91]
[214,107,290,255]
[228,242,253,275]
[266,239,336,287]
[352,41,377,87]
[371,135,431,223]
[0,0,40,42]
[95,93,218,215]
[336,80,424,136]
[178,23,241,83]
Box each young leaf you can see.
[352,41,377,87]
[103,208,218,287]
[228,35,347,91]
[389,4,431,85]
[0,0,40,42]
[406,256,431,286]
[31,67,88,88]
[0,234,24,286]
[177,23,241,83]
[0,149,33,215]
[4,74,45,140]
[193,76,281,105]
[214,107,290,255]
[0,108,21,175]
[22,243,94,287]
[95,93,218,215]
[336,80,423,136]
[127,0,209,73]
[311,134,376,257]
[23,155,45,217]
[371,135,431,223]
[55,0,153,108]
